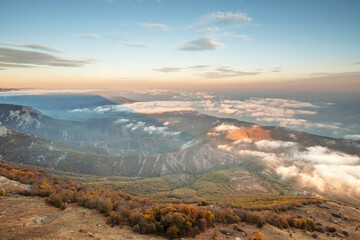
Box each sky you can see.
[0,0,359,93]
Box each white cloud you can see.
[123,42,150,48]
[215,138,360,198]
[125,121,181,136]
[76,34,102,39]
[190,11,252,32]
[141,23,169,31]
[221,32,253,41]
[293,146,359,165]
[277,164,360,197]
[114,118,129,124]
[143,125,180,136]
[255,140,297,150]
[125,101,195,114]
[217,144,232,151]
[344,134,360,140]
[256,117,343,130]
[178,36,224,51]
[211,123,240,132]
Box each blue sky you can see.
[0,0,359,90]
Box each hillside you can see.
[1,165,360,240]
[0,102,359,205]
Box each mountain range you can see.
[0,94,359,204]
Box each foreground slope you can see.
[1,171,360,240]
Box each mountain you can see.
[0,104,194,154]
[0,103,359,178]
[0,94,127,110]
[1,102,360,205]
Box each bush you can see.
[253,232,264,240]
[166,225,180,239]
[60,202,67,210]
[326,226,337,233]
[0,188,5,196]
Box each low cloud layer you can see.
[70,101,195,114]
[124,121,181,136]
[344,134,360,140]
[65,89,358,139]
[216,139,360,198]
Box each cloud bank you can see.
[216,139,360,198]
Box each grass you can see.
[57,166,315,208]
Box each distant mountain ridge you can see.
[0,103,359,179]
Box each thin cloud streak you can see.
[141,23,169,31]
[0,47,93,68]
[76,34,102,39]
[0,42,61,53]
[123,42,150,48]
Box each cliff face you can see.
[209,124,271,141]
[225,125,271,141]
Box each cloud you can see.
[187,65,211,69]
[0,42,61,53]
[178,36,224,51]
[196,66,259,78]
[220,139,360,198]
[0,47,93,68]
[343,134,360,140]
[190,11,252,32]
[153,67,182,73]
[272,67,282,73]
[211,123,240,133]
[0,62,36,70]
[257,117,343,130]
[123,42,150,48]
[71,101,195,114]
[141,23,169,31]
[152,64,257,78]
[126,101,195,114]
[293,146,359,165]
[152,65,211,74]
[113,118,129,124]
[201,98,320,119]
[142,125,181,136]
[255,140,297,150]
[76,34,102,39]
[21,44,60,53]
[221,32,253,41]
[125,121,181,136]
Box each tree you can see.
[0,188,5,196]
